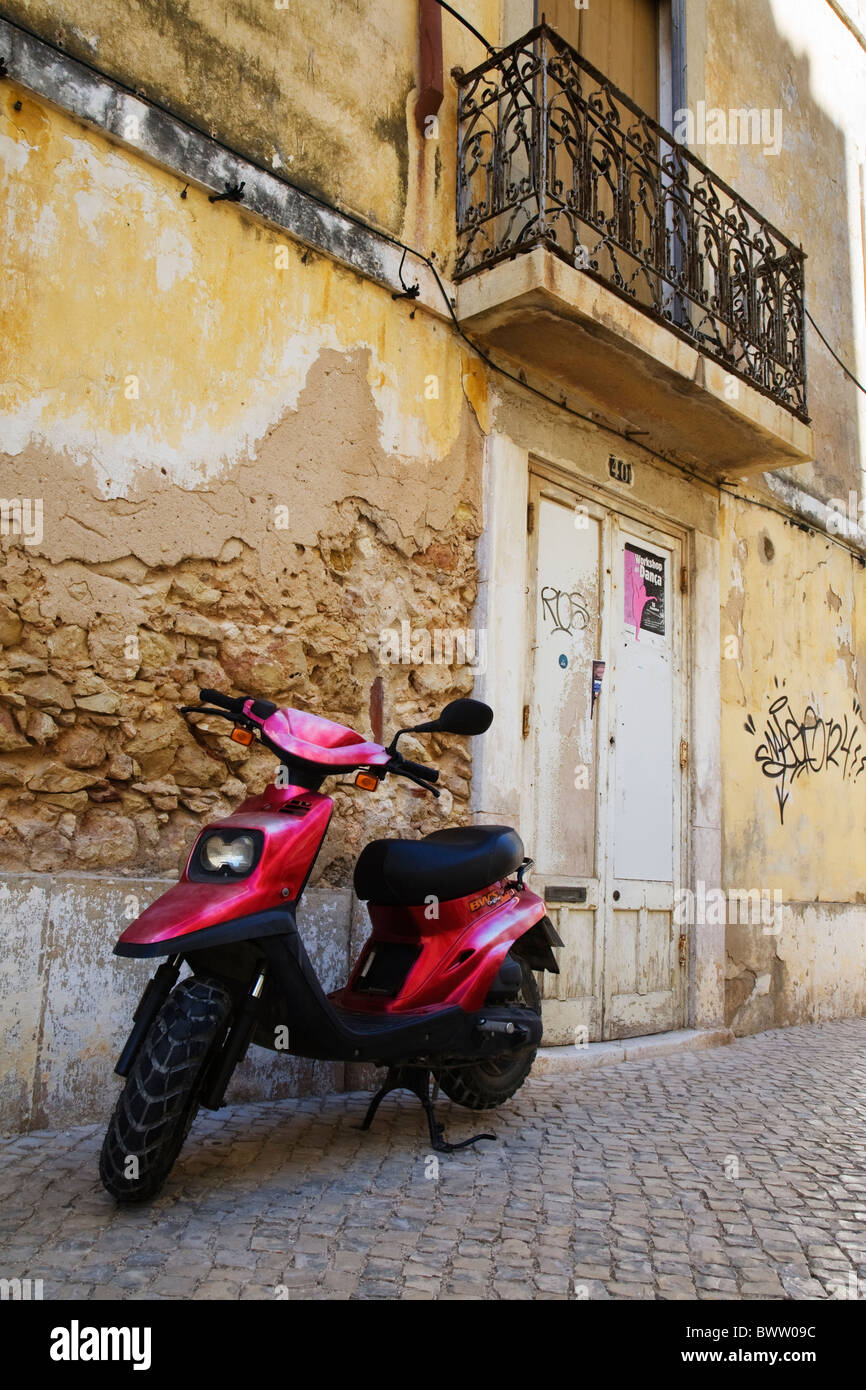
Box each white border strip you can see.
[764,472,866,550]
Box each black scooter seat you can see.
[353,825,524,907]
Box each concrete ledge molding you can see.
[0,16,454,319]
[456,246,815,478]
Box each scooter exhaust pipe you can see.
[477,1017,516,1034]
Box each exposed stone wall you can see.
[0,63,492,1132]
[0,495,482,881]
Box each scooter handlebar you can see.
[397,759,439,783]
[192,695,440,794]
[199,688,246,713]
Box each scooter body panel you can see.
[332,885,548,1014]
[245,702,390,768]
[115,785,332,951]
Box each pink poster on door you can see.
[624,544,665,640]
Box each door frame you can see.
[523,467,691,1039]
[470,431,724,1035]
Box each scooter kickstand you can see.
[359,1074,395,1132]
[359,1066,495,1154]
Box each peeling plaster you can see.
[0,98,481,500]
[0,130,30,171]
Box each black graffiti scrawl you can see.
[540,586,590,636]
[745,677,866,824]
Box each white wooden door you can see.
[525,472,687,1042]
[603,515,685,1039]
[525,478,607,1045]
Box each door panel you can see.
[545,0,660,120]
[613,539,674,881]
[531,493,601,878]
[538,903,601,1047]
[604,519,683,1039]
[544,0,662,312]
[526,479,606,1043]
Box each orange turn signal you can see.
[355,772,378,791]
[231,727,254,746]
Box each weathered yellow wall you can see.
[0,81,489,878]
[3,0,865,1092]
[696,0,866,502]
[2,0,500,258]
[0,2,506,1130]
[692,0,866,1031]
[721,495,866,900]
[719,494,866,1031]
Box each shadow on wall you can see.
[704,0,862,503]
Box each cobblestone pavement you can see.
[1,1019,865,1301]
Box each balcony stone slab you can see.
[456,246,814,479]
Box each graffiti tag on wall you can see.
[541,586,590,636]
[745,678,866,824]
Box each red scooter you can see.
[100,689,562,1201]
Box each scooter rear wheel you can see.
[99,975,231,1203]
[433,957,541,1111]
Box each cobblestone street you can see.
[1,1020,865,1301]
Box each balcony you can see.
[454,26,813,477]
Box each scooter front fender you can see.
[115,902,298,958]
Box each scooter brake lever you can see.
[394,764,441,797]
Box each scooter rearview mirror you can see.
[414,698,493,736]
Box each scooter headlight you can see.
[197,831,259,876]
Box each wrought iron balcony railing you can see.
[455,25,808,421]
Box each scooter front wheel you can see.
[433,957,542,1111]
[99,975,231,1203]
